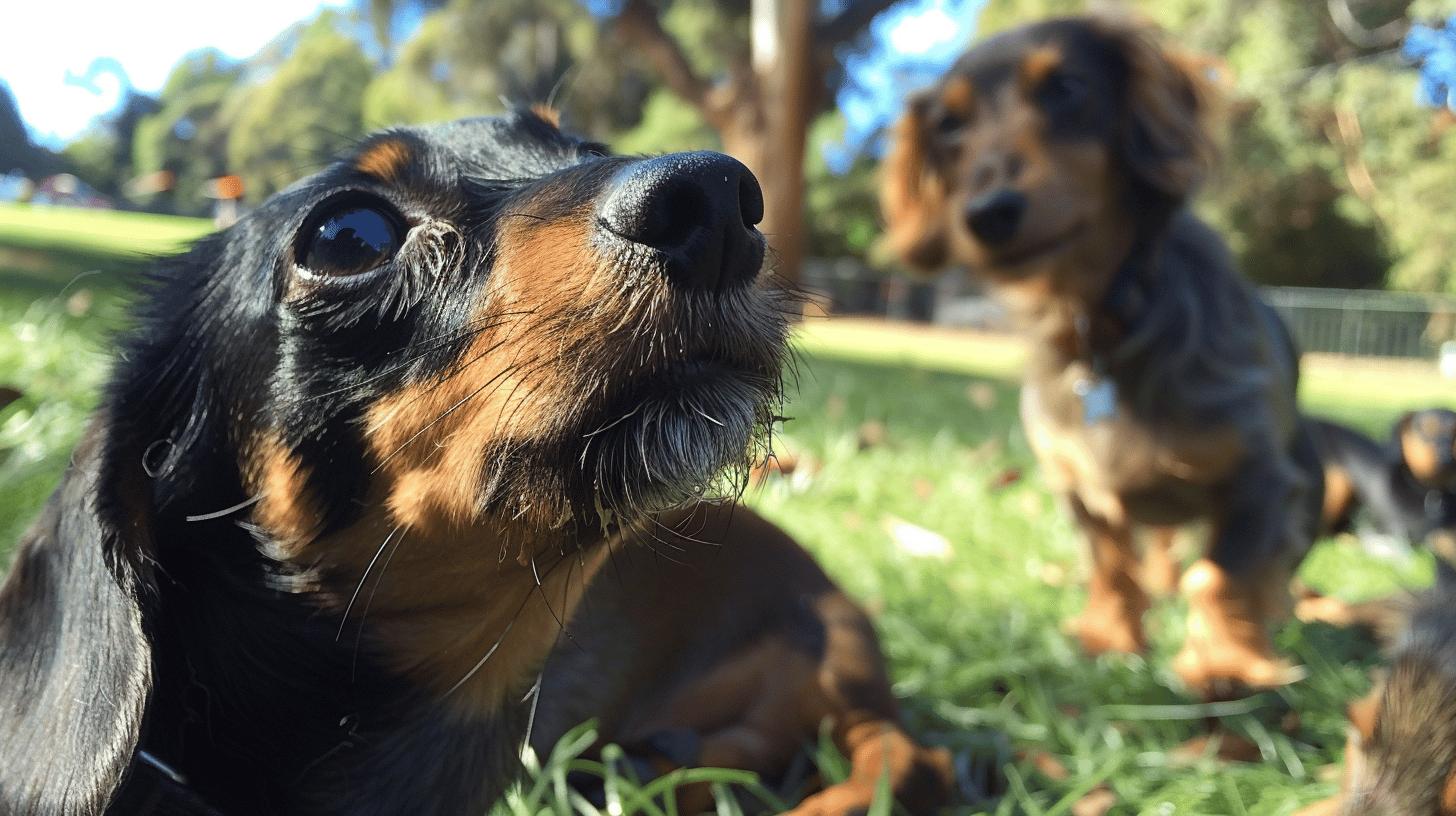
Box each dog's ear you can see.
[0,420,155,815]
[880,91,951,272]
[1098,16,1220,202]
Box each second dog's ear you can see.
[1099,17,1219,201]
[880,92,951,272]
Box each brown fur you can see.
[532,503,954,815]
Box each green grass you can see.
[1,205,1452,814]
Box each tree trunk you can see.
[613,0,900,291]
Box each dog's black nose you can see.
[598,152,765,290]
[965,189,1027,246]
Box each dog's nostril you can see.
[965,189,1027,246]
[598,151,765,291]
[738,173,764,229]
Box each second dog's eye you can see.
[1036,71,1087,112]
[301,204,401,277]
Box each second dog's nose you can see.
[597,152,765,291]
[965,189,1027,246]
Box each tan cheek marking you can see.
[1019,45,1063,89]
[361,214,602,532]
[248,434,325,553]
[529,103,562,127]
[355,138,415,183]
[1403,427,1441,483]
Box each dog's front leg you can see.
[1173,454,1314,698]
[1066,496,1149,655]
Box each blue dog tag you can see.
[1075,377,1118,425]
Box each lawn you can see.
[2,203,1452,815]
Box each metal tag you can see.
[1075,377,1118,425]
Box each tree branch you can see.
[615,0,722,121]
[815,0,901,46]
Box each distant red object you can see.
[204,175,244,201]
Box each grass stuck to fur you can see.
[1,204,1448,814]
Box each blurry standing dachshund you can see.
[881,15,1324,697]
[0,112,948,815]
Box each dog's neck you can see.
[1009,234,1161,369]
[134,460,616,814]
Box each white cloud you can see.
[1,0,348,146]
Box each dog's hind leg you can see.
[1066,497,1150,655]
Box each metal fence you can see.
[803,258,1456,363]
[1264,286,1456,360]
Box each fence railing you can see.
[1263,286,1456,360]
[802,259,1456,363]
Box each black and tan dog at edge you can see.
[0,111,951,815]
[880,14,1326,699]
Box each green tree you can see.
[227,13,374,203]
[132,50,245,215]
[361,0,651,137]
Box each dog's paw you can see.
[784,783,874,816]
[1172,644,1305,700]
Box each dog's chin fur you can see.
[470,277,790,532]
[587,366,779,518]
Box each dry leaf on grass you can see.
[1072,786,1117,816]
[857,420,888,450]
[966,382,998,409]
[1172,732,1262,764]
[882,517,953,560]
[1017,749,1070,781]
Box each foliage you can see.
[804,112,883,259]
[226,14,375,203]
[361,0,653,134]
[131,50,246,215]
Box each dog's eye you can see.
[1036,71,1087,112]
[301,204,401,277]
[933,111,967,136]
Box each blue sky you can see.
[2,0,346,147]
[3,0,979,156]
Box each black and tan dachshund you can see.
[1294,411,1456,634]
[881,14,1325,697]
[0,113,950,815]
[1315,410,1456,551]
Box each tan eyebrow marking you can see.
[354,138,415,183]
[1020,44,1064,88]
[940,75,976,117]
